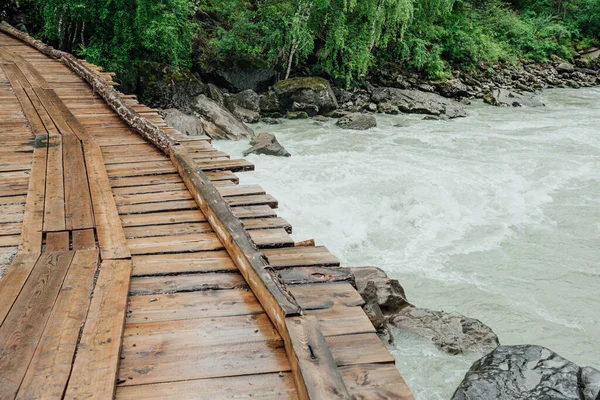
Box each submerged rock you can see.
[452,345,600,400]
[243,133,290,157]
[336,113,377,130]
[483,88,544,107]
[274,77,338,115]
[260,117,282,125]
[191,95,254,140]
[390,307,500,355]
[285,111,309,120]
[371,87,467,118]
[161,108,204,136]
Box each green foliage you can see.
[4,0,598,87]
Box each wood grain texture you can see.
[65,259,132,400]
[0,252,40,325]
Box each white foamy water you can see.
[215,88,600,399]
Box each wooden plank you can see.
[129,272,247,295]
[243,217,292,233]
[309,307,376,337]
[226,194,278,208]
[263,246,340,269]
[116,372,298,400]
[231,205,277,219]
[327,333,395,366]
[124,222,212,238]
[126,289,263,323]
[289,282,365,310]
[72,228,96,250]
[65,259,133,400]
[18,250,99,399]
[83,140,130,259]
[114,190,192,206]
[0,64,45,134]
[45,231,70,251]
[127,233,224,255]
[250,228,295,248]
[0,234,20,247]
[0,252,40,325]
[117,199,198,215]
[132,251,237,276]
[279,267,354,286]
[0,251,74,399]
[120,210,206,227]
[42,88,93,141]
[340,363,413,400]
[285,315,350,399]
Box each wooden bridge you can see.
[0,23,412,400]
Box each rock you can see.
[285,111,308,120]
[452,345,600,400]
[160,108,204,136]
[259,92,280,113]
[328,110,351,118]
[191,95,254,140]
[378,102,399,115]
[423,115,448,121]
[336,113,377,130]
[438,79,469,98]
[556,62,575,73]
[206,83,224,105]
[203,65,276,92]
[371,87,467,118]
[351,267,411,315]
[260,117,282,125]
[273,77,338,115]
[227,89,260,112]
[137,62,205,111]
[243,133,290,157]
[483,88,544,107]
[227,102,260,123]
[365,103,378,112]
[292,101,319,116]
[390,307,499,355]
[312,115,329,122]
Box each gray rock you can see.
[438,79,469,98]
[260,117,282,125]
[423,115,448,121]
[328,109,351,118]
[243,133,290,157]
[207,83,224,105]
[371,87,467,118]
[138,63,205,111]
[191,95,254,140]
[556,62,575,73]
[377,102,399,115]
[351,267,410,315]
[161,108,204,136]
[336,113,377,130]
[259,92,280,113]
[227,102,260,123]
[390,307,499,355]
[483,88,544,107]
[292,101,319,116]
[273,77,338,115]
[227,89,260,112]
[452,345,600,400]
[204,65,276,92]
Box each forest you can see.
[1,0,599,88]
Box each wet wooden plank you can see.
[18,250,99,399]
[65,259,133,399]
[289,282,365,310]
[0,251,74,399]
[263,246,340,268]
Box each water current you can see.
[215,88,600,399]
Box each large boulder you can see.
[437,79,469,98]
[452,345,600,400]
[259,92,280,114]
[191,95,254,140]
[371,87,467,118]
[273,77,338,115]
[226,89,260,112]
[160,108,204,136]
[336,113,377,130]
[483,88,544,107]
[390,307,500,355]
[243,133,291,157]
[137,62,205,111]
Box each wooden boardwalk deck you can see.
[0,25,413,400]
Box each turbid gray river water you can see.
[215,88,600,399]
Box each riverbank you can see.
[214,88,600,399]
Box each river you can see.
[215,88,600,399]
